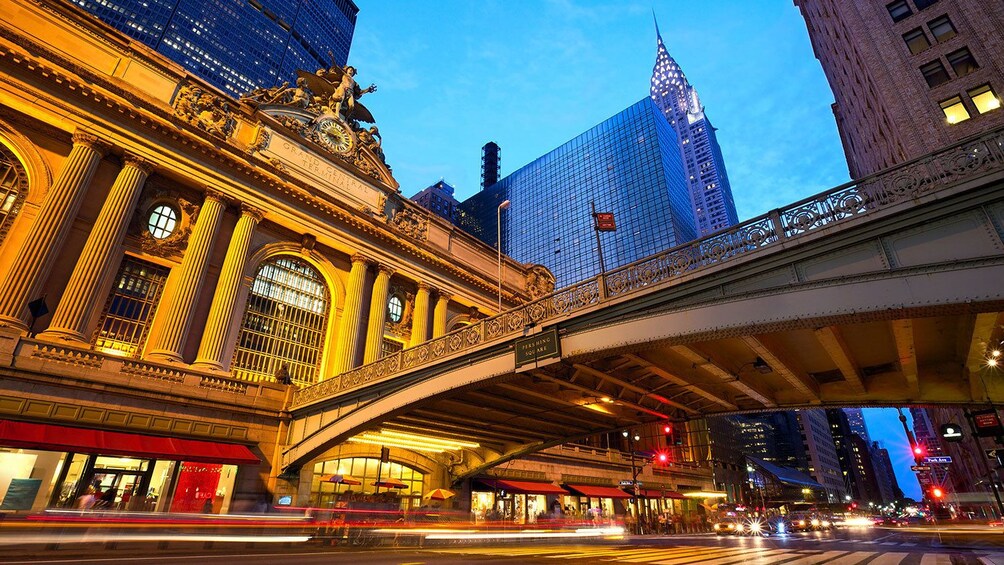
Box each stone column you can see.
[0,132,108,331]
[433,292,452,338]
[146,189,225,362]
[363,264,394,364]
[193,204,264,371]
[331,254,370,374]
[410,282,431,347]
[39,155,153,342]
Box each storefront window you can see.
[168,462,237,514]
[310,457,424,510]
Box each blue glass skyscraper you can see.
[459,98,694,286]
[68,0,358,97]
[650,23,739,237]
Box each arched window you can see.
[232,256,330,387]
[0,143,28,246]
[311,457,425,509]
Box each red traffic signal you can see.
[655,451,670,465]
[931,487,944,499]
[913,445,924,456]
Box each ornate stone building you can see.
[0,0,550,513]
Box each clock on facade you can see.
[315,118,354,155]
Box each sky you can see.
[347,0,920,501]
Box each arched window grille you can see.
[93,256,170,356]
[232,256,330,387]
[0,143,28,246]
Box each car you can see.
[713,519,740,535]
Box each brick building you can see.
[795,0,1004,178]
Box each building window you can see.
[968,84,1001,115]
[232,256,330,387]
[147,204,178,239]
[381,338,404,358]
[920,60,951,88]
[903,28,930,54]
[947,48,979,78]
[0,144,27,246]
[939,96,970,124]
[928,16,957,43]
[311,457,425,509]
[913,0,938,9]
[886,1,912,22]
[93,257,170,356]
[387,294,404,323]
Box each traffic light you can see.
[664,424,683,446]
[931,486,944,500]
[912,443,926,463]
[655,451,670,465]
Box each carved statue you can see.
[358,125,385,162]
[390,208,428,241]
[173,83,234,138]
[296,64,377,125]
[525,265,556,299]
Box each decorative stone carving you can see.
[246,124,271,155]
[389,208,428,241]
[525,264,556,299]
[129,184,198,259]
[173,83,235,138]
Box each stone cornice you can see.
[0,16,521,303]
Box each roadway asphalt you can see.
[4,527,1004,564]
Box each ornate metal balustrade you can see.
[291,127,1004,409]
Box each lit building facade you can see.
[795,0,1004,178]
[459,98,695,286]
[68,0,358,97]
[844,408,871,442]
[0,1,553,513]
[650,24,738,237]
[411,180,462,224]
[797,409,846,502]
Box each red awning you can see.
[475,479,568,495]
[0,420,260,465]
[564,484,633,499]
[635,488,686,499]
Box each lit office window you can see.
[147,204,178,239]
[387,294,404,323]
[93,257,170,356]
[927,16,956,43]
[968,85,1001,115]
[902,28,930,55]
[0,144,27,246]
[232,256,329,386]
[939,96,970,124]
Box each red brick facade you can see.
[795,0,1004,178]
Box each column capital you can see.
[436,291,453,303]
[71,131,111,156]
[204,187,226,203]
[417,281,433,292]
[122,154,154,175]
[376,264,395,277]
[350,253,372,266]
[240,202,266,222]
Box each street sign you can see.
[986,449,1004,467]
[924,456,952,464]
[911,465,931,472]
[618,480,642,487]
[940,423,963,443]
[918,476,932,485]
[594,212,616,231]
[514,327,561,367]
[971,409,1004,437]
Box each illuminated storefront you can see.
[471,479,567,524]
[0,420,256,512]
[310,457,425,511]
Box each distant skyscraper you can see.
[910,407,949,490]
[481,142,501,190]
[795,0,1004,178]
[650,21,739,237]
[844,408,871,443]
[411,180,461,224]
[797,410,846,502]
[870,440,902,504]
[69,0,358,97]
[458,98,695,285]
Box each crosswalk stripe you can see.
[779,551,852,565]
[919,555,953,565]
[624,546,747,563]
[880,542,900,546]
[680,548,797,565]
[867,552,909,565]
[979,555,1004,565]
[900,543,916,547]
[825,551,881,565]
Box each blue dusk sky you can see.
[349,1,919,500]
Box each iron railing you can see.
[291,127,1004,409]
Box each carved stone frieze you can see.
[173,82,236,139]
[525,264,556,300]
[389,208,428,241]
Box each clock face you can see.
[316,118,354,154]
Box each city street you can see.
[5,528,1004,564]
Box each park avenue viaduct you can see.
[284,126,1004,480]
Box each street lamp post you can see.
[623,430,642,534]
[496,199,510,312]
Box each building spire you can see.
[653,9,662,41]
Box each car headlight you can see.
[797,520,806,526]
[811,519,820,526]
[822,520,831,527]
[735,524,744,532]
[714,524,720,530]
